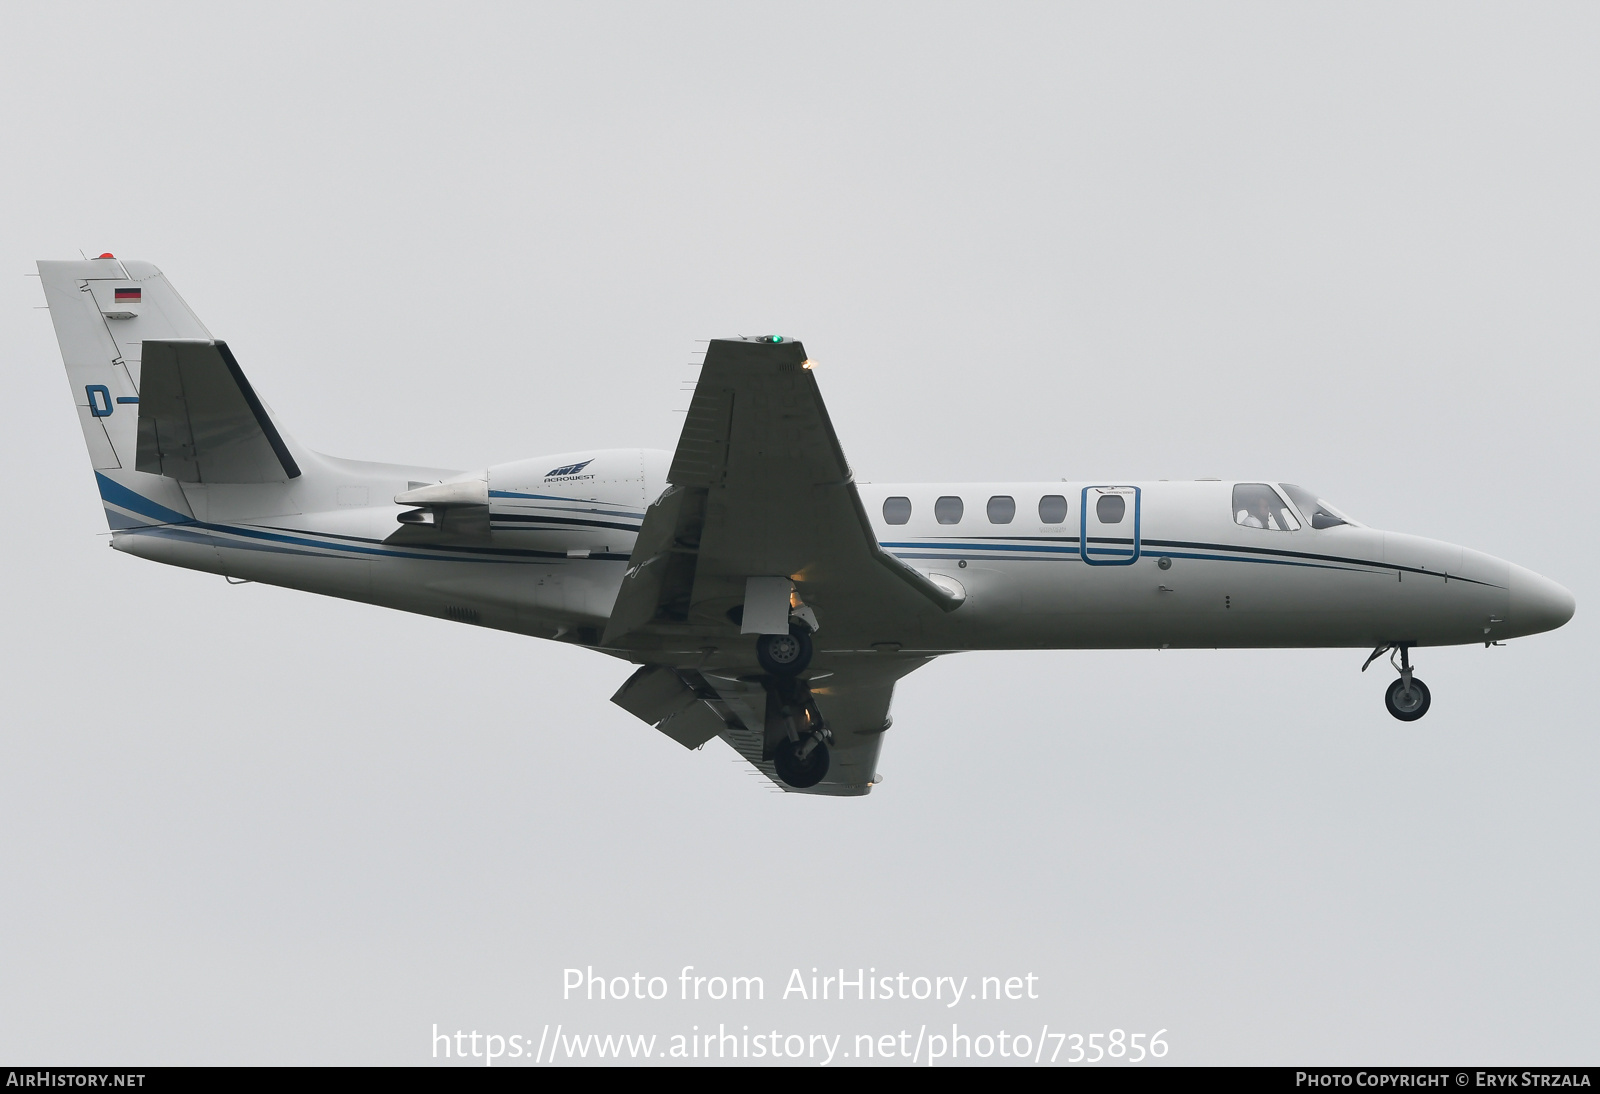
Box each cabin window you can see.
[1038,494,1067,524]
[882,496,912,525]
[1233,483,1300,531]
[986,495,1016,524]
[1280,484,1352,530]
[935,495,964,524]
[1096,493,1127,524]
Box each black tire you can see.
[773,738,829,789]
[1385,677,1431,721]
[756,626,813,677]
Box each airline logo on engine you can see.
[544,459,595,483]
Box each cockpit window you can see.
[1232,483,1301,531]
[1279,484,1353,530]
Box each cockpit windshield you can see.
[1232,483,1300,531]
[1279,484,1356,529]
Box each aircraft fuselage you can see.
[108,448,1573,657]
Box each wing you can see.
[603,336,955,794]
[604,337,958,647]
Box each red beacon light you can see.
[96,253,115,259]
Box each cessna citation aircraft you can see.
[42,256,1576,795]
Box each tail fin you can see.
[39,256,302,528]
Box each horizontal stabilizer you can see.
[137,340,300,483]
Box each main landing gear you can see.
[756,625,813,678]
[758,627,828,787]
[765,675,831,788]
[737,616,829,787]
[773,731,830,788]
[1363,643,1431,722]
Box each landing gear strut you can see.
[1363,643,1431,722]
[762,675,830,788]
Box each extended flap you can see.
[610,665,721,750]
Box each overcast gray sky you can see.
[1,2,1595,1066]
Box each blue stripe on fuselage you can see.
[95,472,193,525]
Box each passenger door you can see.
[1080,486,1140,566]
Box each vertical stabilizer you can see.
[39,256,304,529]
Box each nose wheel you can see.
[1385,677,1431,721]
[1363,643,1432,722]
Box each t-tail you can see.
[38,256,640,634]
[39,255,309,531]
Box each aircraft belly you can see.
[112,527,225,575]
[158,522,631,640]
[934,549,1489,649]
[1363,569,1507,646]
[396,559,623,637]
[214,542,373,600]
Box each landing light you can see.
[801,359,815,370]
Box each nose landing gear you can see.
[1363,643,1431,722]
[1385,676,1431,720]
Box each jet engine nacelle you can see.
[485,447,670,511]
[397,447,670,553]
[485,447,670,558]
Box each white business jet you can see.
[41,257,1576,795]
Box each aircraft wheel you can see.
[774,738,829,788]
[1385,677,1431,721]
[756,627,813,677]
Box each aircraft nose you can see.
[1508,565,1576,637]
